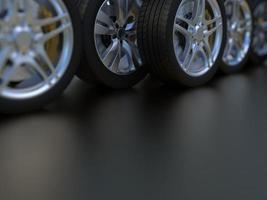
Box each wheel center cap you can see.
[230,22,238,31]
[14,27,32,53]
[117,28,125,39]
[193,25,204,42]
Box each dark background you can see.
[1,63,267,200]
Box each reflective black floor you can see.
[1,64,267,200]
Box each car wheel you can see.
[250,0,267,64]
[77,0,147,89]
[0,0,82,113]
[138,0,227,87]
[221,0,253,74]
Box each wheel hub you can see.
[13,26,33,53]
[117,27,126,39]
[230,22,238,31]
[192,24,205,43]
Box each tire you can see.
[77,0,148,89]
[137,0,227,87]
[220,0,253,74]
[0,0,82,114]
[249,0,267,64]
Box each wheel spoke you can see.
[8,0,28,19]
[238,19,252,32]
[102,39,121,69]
[35,45,56,75]
[97,10,114,27]
[37,23,71,43]
[182,39,193,66]
[7,0,35,22]
[126,29,136,38]
[176,15,194,27]
[193,0,206,23]
[24,0,32,12]
[0,20,4,28]
[115,0,129,25]
[234,36,243,49]
[29,59,50,83]
[125,21,136,32]
[119,54,129,69]
[8,0,19,16]
[183,48,192,69]
[0,63,19,90]
[202,39,212,67]
[232,0,240,21]
[174,23,192,38]
[0,0,8,11]
[126,40,142,66]
[0,33,6,43]
[0,47,12,72]
[18,0,27,11]
[33,13,69,27]
[0,14,7,28]
[199,46,210,68]
[0,2,7,26]
[184,44,197,70]
[205,22,222,37]
[122,40,135,68]
[26,0,41,22]
[95,22,116,35]
[110,44,122,73]
[225,38,234,58]
[206,16,222,26]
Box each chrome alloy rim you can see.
[0,0,74,100]
[94,0,142,75]
[223,0,252,66]
[173,0,223,77]
[252,1,267,56]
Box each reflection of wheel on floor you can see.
[221,0,253,74]
[250,0,267,64]
[0,0,82,113]
[77,0,147,89]
[138,0,227,87]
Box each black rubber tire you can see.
[249,0,267,64]
[74,0,100,85]
[137,0,227,87]
[0,0,82,114]
[76,0,148,89]
[220,0,254,74]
